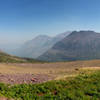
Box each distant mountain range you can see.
[38,31,100,61]
[2,30,100,62]
[11,31,71,58]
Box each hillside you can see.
[0,51,41,63]
[11,31,71,58]
[38,31,100,61]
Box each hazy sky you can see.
[0,0,100,44]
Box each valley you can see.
[0,60,100,84]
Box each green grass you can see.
[0,70,100,100]
[0,51,45,63]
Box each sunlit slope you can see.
[0,51,41,63]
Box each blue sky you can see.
[0,0,100,44]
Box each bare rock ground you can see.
[0,97,14,100]
[0,73,54,84]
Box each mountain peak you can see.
[70,30,96,35]
[32,35,51,41]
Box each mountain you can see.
[38,31,100,61]
[13,35,52,58]
[12,31,71,58]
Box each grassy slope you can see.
[0,51,43,63]
[0,70,100,100]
